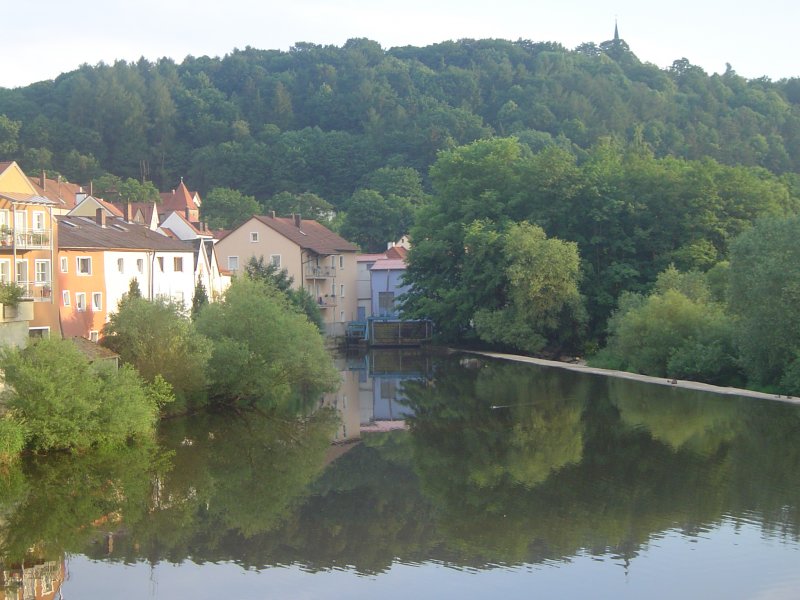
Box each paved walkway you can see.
[463,350,800,406]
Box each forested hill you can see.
[1,36,800,206]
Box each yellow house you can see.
[0,161,59,338]
[215,214,359,336]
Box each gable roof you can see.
[28,174,83,210]
[160,180,200,213]
[251,215,358,254]
[370,258,407,271]
[58,215,194,252]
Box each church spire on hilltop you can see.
[614,18,619,42]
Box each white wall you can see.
[103,250,151,314]
[153,250,195,310]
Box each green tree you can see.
[244,256,324,331]
[474,222,584,354]
[729,216,800,391]
[101,296,211,412]
[339,188,414,252]
[191,279,209,320]
[195,277,339,408]
[0,338,166,452]
[264,191,334,222]
[0,114,20,154]
[201,187,260,229]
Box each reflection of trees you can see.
[85,409,339,564]
[609,379,744,454]
[0,443,166,564]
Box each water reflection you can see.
[1,351,799,597]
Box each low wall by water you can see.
[464,350,800,406]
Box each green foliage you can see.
[264,191,334,222]
[201,187,260,229]
[0,416,25,463]
[0,114,21,154]
[244,256,324,331]
[0,338,164,452]
[598,284,739,382]
[729,216,800,390]
[94,175,159,203]
[474,222,585,354]
[191,279,209,320]
[0,282,25,307]
[195,277,339,408]
[339,188,414,252]
[101,295,210,411]
[127,277,142,299]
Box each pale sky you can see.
[2,0,798,89]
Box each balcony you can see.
[16,281,53,302]
[0,227,51,250]
[317,295,338,308]
[305,265,337,279]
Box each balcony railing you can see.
[15,280,53,302]
[317,295,338,308]
[0,227,52,250]
[305,265,337,279]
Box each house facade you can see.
[369,246,410,318]
[215,214,359,335]
[0,161,60,338]
[58,212,195,340]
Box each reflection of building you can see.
[0,559,65,600]
[322,350,432,441]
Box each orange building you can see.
[57,245,107,341]
[0,162,60,338]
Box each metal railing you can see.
[0,227,52,249]
[14,280,53,302]
[317,295,338,308]
[305,264,337,278]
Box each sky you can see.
[2,0,798,89]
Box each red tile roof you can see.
[28,175,83,210]
[160,180,199,212]
[252,215,358,254]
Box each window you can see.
[77,256,92,275]
[33,211,45,231]
[0,209,8,228]
[250,231,259,242]
[339,255,344,269]
[34,260,50,283]
[174,257,183,272]
[62,290,70,306]
[89,330,99,342]
[340,284,345,297]
[92,292,102,311]
[228,256,239,271]
[270,254,281,268]
[14,210,26,229]
[174,291,185,303]
[157,256,164,271]
[379,291,395,315]
[136,258,144,273]
[117,257,124,273]
[15,260,27,284]
[0,259,9,283]
[76,292,86,312]
[28,327,49,339]
[60,256,68,273]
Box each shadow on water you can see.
[2,349,799,585]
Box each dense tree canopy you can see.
[1,37,800,205]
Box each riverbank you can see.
[462,349,800,406]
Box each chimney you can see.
[185,208,191,221]
[294,213,301,228]
[126,202,133,223]
[76,191,87,204]
[270,210,276,219]
[40,170,46,190]
[96,208,106,227]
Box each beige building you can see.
[215,214,359,336]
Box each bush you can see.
[196,277,339,408]
[0,417,25,462]
[0,338,168,452]
[102,296,210,413]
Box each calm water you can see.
[2,350,799,599]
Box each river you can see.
[1,349,798,599]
